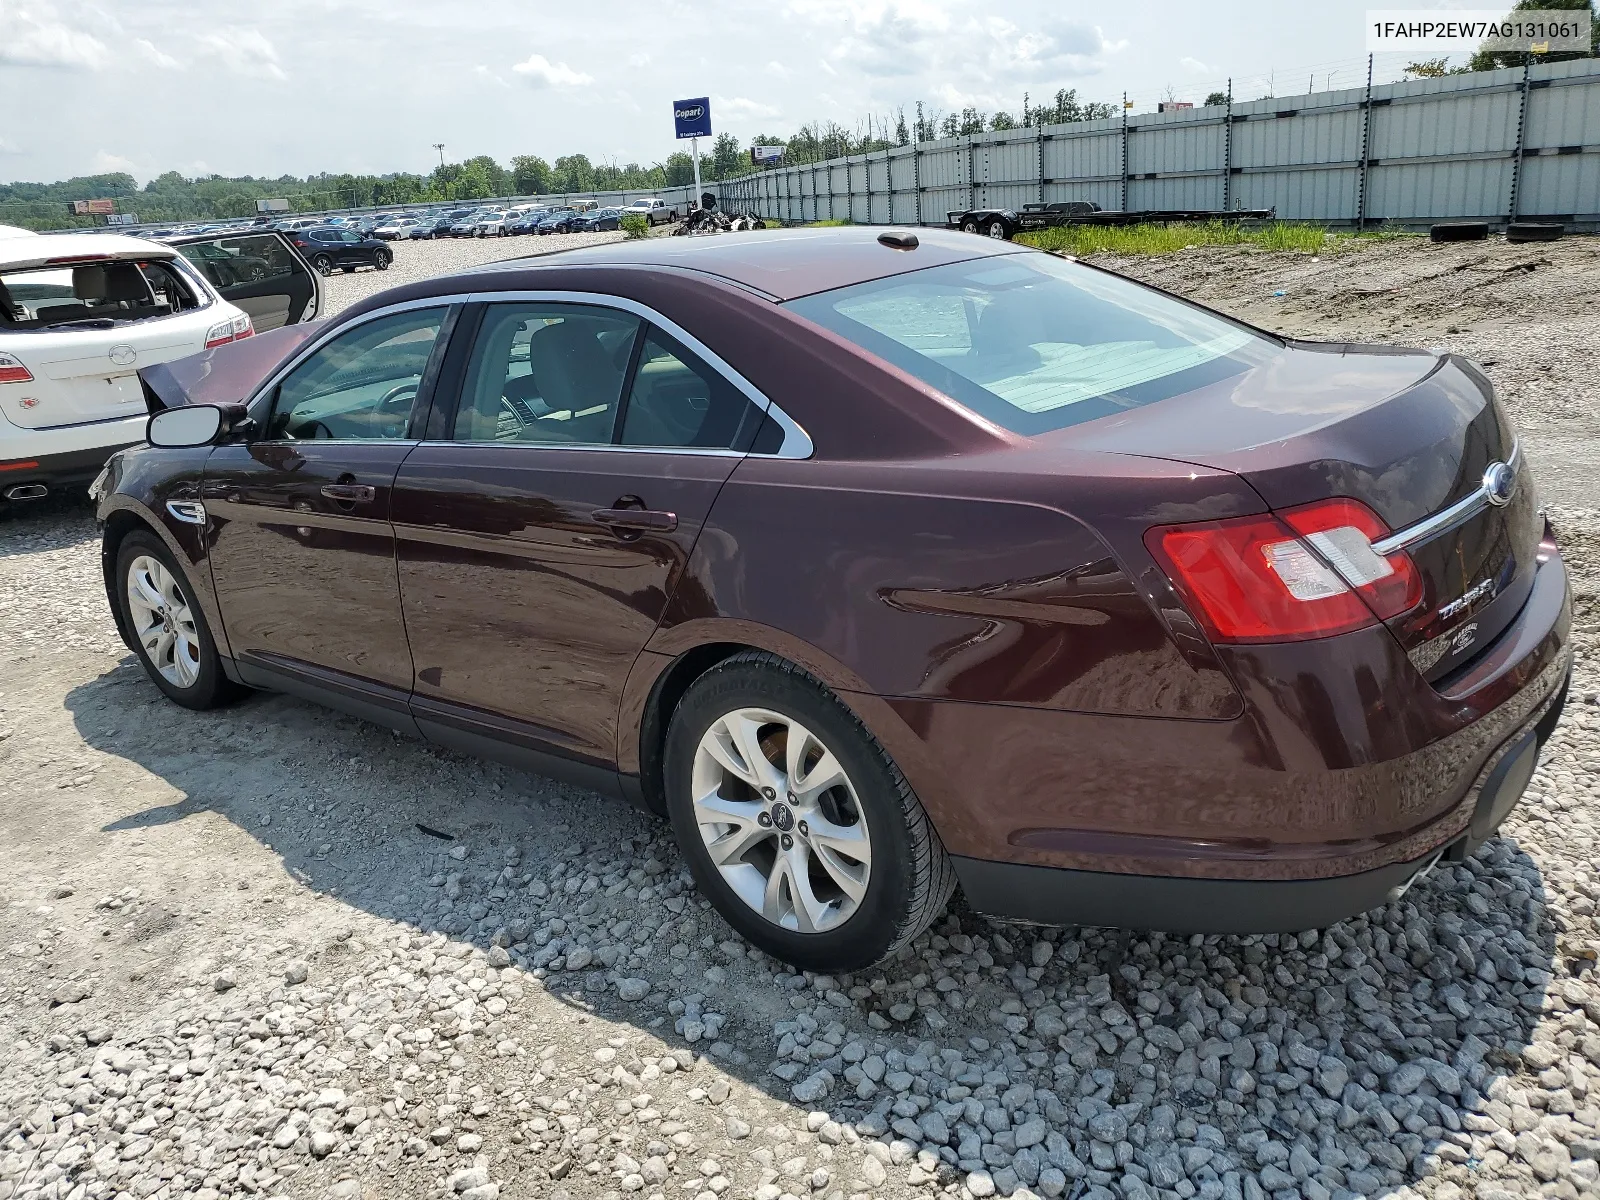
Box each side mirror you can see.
[147,404,226,448]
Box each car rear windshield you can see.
[784,252,1280,435]
[0,260,198,331]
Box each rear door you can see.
[170,230,323,332]
[391,298,772,771]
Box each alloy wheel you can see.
[126,555,200,688]
[987,221,1008,239]
[691,708,871,933]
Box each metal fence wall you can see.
[722,59,1600,230]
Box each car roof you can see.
[0,232,177,270]
[477,225,1024,301]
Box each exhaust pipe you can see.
[4,483,48,501]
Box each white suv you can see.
[1,230,320,513]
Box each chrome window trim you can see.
[244,295,467,413]
[463,289,813,459]
[1371,441,1519,556]
[245,290,814,459]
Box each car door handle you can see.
[321,483,376,504]
[592,507,677,532]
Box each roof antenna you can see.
[877,231,919,250]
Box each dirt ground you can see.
[1,234,1597,1200]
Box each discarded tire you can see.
[1430,221,1489,242]
[1507,221,1563,243]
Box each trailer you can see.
[946,201,1278,241]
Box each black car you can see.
[419,210,471,240]
[573,207,623,232]
[536,208,581,234]
[286,227,392,275]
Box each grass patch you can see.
[1017,220,1327,256]
[802,219,852,227]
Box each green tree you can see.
[551,154,595,193]
[1468,0,1597,70]
[990,111,1016,130]
[711,132,744,180]
[510,155,551,195]
[1204,90,1230,106]
[662,151,696,187]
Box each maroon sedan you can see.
[94,228,1571,971]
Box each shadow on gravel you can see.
[67,665,1581,1200]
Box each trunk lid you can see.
[1067,341,1541,682]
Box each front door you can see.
[203,305,452,721]
[391,301,770,776]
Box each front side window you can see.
[785,252,1279,435]
[268,307,446,440]
[452,303,641,444]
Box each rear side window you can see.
[785,253,1280,435]
[620,329,766,451]
[453,302,642,445]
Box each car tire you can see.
[960,218,981,234]
[983,217,1011,240]
[115,530,239,712]
[663,651,956,972]
[374,250,392,270]
[312,253,334,276]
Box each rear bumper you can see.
[953,672,1567,931]
[1,412,146,499]
[883,543,1571,929]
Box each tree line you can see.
[0,83,1133,230]
[7,0,1592,233]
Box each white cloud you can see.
[92,150,139,174]
[0,7,110,69]
[716,95,781,119]
[510,53,591,88]
[627,52,651,68]
[473,64,510,87]
[135,38,181,70]
[0,137,22,156]
[1180,56,1213,73]
[196,27,286,81]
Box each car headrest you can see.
[72,265,110,301]
[73,262,152,305]
[101,262,153,303]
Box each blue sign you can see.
[673,97,712,140]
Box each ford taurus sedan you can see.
[94,228,1572,970]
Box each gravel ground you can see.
[1,234,1598,1200]
[322,230,628,314]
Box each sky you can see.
[0,0,1483,185]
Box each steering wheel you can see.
[378,383,417,412]
[295,420,335,440]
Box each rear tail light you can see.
[204,319,236,349]
[232,313,254,339]
[0,353,34,385]
[1146,498,1422,643]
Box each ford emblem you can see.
[1482,460,1515,507]
[108,345,136,367]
